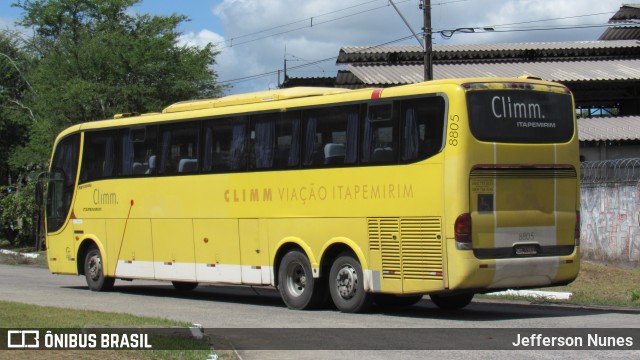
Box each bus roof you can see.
[55,77,567,141]
[161,87,352,113]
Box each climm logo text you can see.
[491,96,544,119]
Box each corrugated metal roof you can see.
[609,4,640,23]
[345,58,640,85]
[578,116,640,141]
[599,27,640,40]
[340,40,640,54]
[338,40,640,64]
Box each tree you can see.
[10,0,224,170]
[0,30,33,186]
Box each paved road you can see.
[1,264,638,359]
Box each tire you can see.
[374,294,423,308]
[328,252,373,313]
[278,250,327,310]
[84,246,114,292]
[172,281,198,291]
[429,293,474,310]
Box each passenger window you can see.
[275,111,301,168]
[249,112,302,170]
[80,130,121,183]
[302,105,359,167]
[250,113,278,169]
[121,127,157,176]
[400,96,445,162]
[158,122,200,175]
[202,117,247,172]
[362,103,398,164]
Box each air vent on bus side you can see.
[368,217,443,281]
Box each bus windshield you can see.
[467,88,574,144]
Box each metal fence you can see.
[580,158,640,185]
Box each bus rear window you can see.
[467,90,574,143]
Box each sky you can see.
[0,0,625,95]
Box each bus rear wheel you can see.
[328,253,373,313]
[278,250,326,310]
[84,246,114,292]
[429,293,474,310]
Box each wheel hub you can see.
[88,255,101,281]
[286,262,307,297]
[335,265,358,299]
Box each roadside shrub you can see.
[0,179,39,247]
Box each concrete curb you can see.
[0,249,39,258]
[473,297,640,314]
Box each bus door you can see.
[46,134,81,274]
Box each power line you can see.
[432,11,615,32]
[217,33,419,85]
[215,3,624,86]
[213,1,612,52]
[479,23,623,34]
[216,0,415,50]
[484,11,615,28]
[220,0,380,45]
[217,19,631,86]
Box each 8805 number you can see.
[449,114,460,146]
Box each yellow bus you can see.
[42,77,580,313]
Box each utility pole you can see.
[421,0,433,81]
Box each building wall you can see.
[580,183,640,265]
[580,143,640,161]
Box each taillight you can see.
[575,211,581,246]
[455,213,472,250]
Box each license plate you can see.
[514,244,538,256]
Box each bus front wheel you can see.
[329,253,373,313]
[429,293,474,310]
[84,246,114,292]
[278,250,326,310]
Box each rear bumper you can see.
[447,237,580,291]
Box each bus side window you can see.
[121,127,157,176]
[202,117,247,173]
[80,130,121,183]
[158,122,200,175]
[250,113,278,170]
[303,105,359,167]
[362,103,398,165]
[400,96,446,162]
[275,111,301,168]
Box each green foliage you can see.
[2,0,224,244]
[0,30,35,183]
[0,179,39,247]
[631,289,640,302]
[10,0,224,170]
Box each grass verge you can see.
[0,301,237,359]
[0,250,47,267]
[543,261,640,307]
[482,261,640,308]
